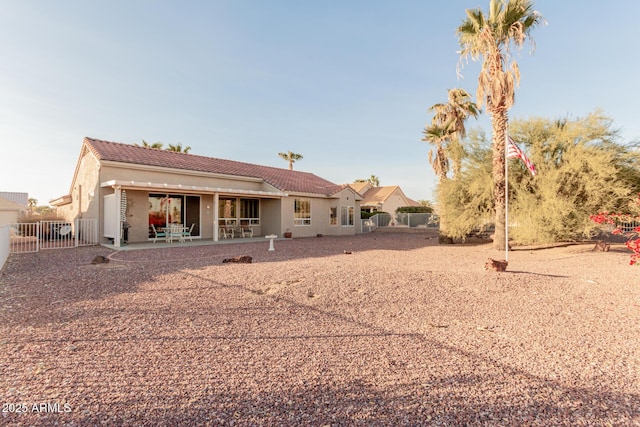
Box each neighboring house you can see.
[349,182,420,215]
[52,137,362,247]
[0,192,29,207]
[0,193,28,226]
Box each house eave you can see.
[100,180,288,198]
[50,195,72,207]
[100,160,266,184]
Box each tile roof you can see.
[360,186,400,205]
[352,185,420,207]
[0,192,28,207]
[348,181,370,195]
[84,137,344,196]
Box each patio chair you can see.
[167,224,184,243]
[151,224,166,243]
[241,226,253,238]
[183,223,195,241]
[219,227,229,239]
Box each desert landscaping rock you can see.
[1,230,639,426]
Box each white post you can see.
[114,186,122,248]
[213,193,219,242]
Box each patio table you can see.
[161,225,188,243]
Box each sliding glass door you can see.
[148,194,200,238]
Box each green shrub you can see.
[396,206,433,214]
[437,112,640,244]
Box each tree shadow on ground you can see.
[3,268,639,426]
[17,376,638,426]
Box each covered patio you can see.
[102,180,286,248]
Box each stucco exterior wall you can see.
[381,190,409,216]
[56,149,101,225]
[280,189,360,238]
[200,195,215,240]
[260,199,282,237]
[66,151,99,221]
[0,211,19,227]
[123,191,150,242]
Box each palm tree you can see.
[422,123,450,182]
[278,151,303,170]
[135,140,164,149]
[167,143,191,153]
[357,175,381,186]
[456,0,543,251]
[427,88,480,180]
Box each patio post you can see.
[213,193,219,242]
[114,186,122,248]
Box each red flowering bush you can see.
[590,195,640,265]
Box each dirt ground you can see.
[1,231,639,426]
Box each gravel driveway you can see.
[1,230,639,426]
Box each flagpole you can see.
[504,132,509,262]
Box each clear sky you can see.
[1,1,638,206]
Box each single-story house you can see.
[349,182,420,215]
[0,194,28,227]
[52,137,362,246]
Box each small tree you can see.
[437,113,640,244]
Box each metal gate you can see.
[9,219,98,254]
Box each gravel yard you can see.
[1,230,639,426]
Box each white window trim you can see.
[330,206,338,226]
[294,198,312,226]
[239,198,260,225]
[341,206,355,227]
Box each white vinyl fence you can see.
[395,213,439,228]
[8,219,98,254]
[361,213,439,233]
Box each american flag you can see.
[507,136,537,176]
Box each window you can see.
[294,198,311,226]
[240,198,260,225]
[341,206,354,227]
[330,206,337,225]
[218,197,237,228]
[219,198,236,219]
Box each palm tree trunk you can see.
[436,146,453,243]
[491,107,508,251]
